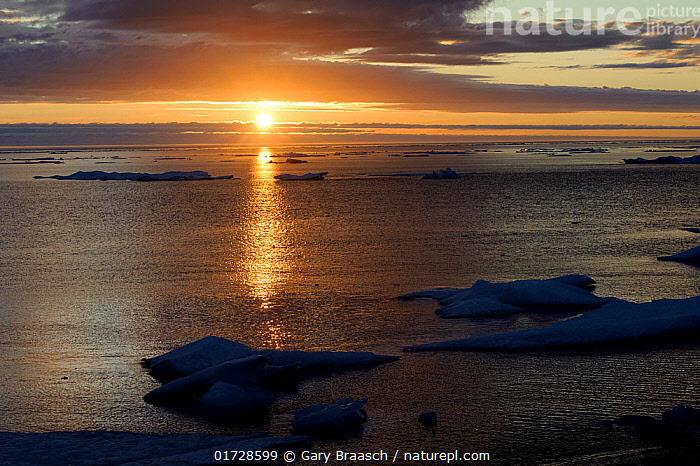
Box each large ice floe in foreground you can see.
[0,431,309,466]
[274,172,328,180]
[658,244,700,262]
[141,336,398,419]
[404,296,700,351]
[34,170,234,181]
[397,274,604,318]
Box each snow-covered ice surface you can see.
[405,296,700,351]
[399,275,605,317]
[198,382,275,416]
[291,398,368,431]
[0,431,308,466]
[34,170,235,181]
[142,336,255,380]
[658,244,700,262]
[274,172,328,180]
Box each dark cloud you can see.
[1,0,700,111]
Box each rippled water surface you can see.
[2,143,700,464]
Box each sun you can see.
[256,114,273,128]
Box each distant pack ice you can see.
[34,170,235,181]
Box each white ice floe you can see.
[399,275,602,318]
[658,244,700,262]
[142,336,255,381]
[198,382,275,416]
[291,398,368,431]
[274,172,328,181]
[422,167,461,179]
[34,170,234,181]
[405,296,700,351]
[257,349,399,369]
[0,431,309,466]
[143,355,269,404]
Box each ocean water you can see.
[2,142,700,464]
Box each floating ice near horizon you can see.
[422,167,461,179]
[623,155,700,164]
[34,170,235,181]
[291,398,368,431]
[658,244,700,262]
[274,172,328,181]
[0,431,309,466]
[405,296,700,351]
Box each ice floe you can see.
[143,355,270,404]
[405,296,700,351]
[658,244,700,262]
[291,398,368,431]
[274,172,328,181]
[34,170,234,181]
[142,335,255,381]
[399,275,604,318]
[142,336,398,428]
[198,382,275,417]
[623,155,700,164]
[436,298,524,318]
[422,167,461,179]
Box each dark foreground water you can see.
[2,142,700,464]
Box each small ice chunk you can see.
[198,382,274,416]
[662,404,700,424]
[274,172,328,181]
[436,298,523,318]
[418,411,437,425]
[257,350,399,369]
[422,168,461,179]
[143,355,269,404]
[291,398,367,431]
[658,244,700,262]
[142,336,254,380]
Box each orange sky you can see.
[1,1,699,143]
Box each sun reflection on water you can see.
[237,147,291,308]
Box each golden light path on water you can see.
[235,147,292,348]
